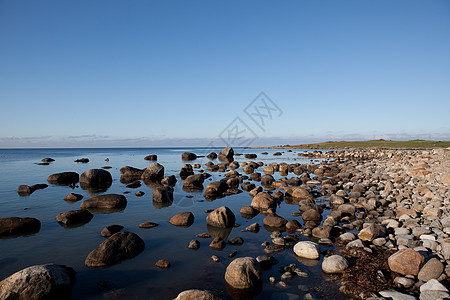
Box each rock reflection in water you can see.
[207,225,232,240]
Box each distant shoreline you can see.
[251,139,450,150]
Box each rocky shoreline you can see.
[1,147,449,299]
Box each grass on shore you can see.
[262,139,450,150]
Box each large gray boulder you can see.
[80,194,127,210]
[85,231,145,268]
[206,206,235,228]
[225,257,262,289]
[0,217,41,237]
[0,264,76,300]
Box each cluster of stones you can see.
[3,146,449,300]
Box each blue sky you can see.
[1,0,449,147]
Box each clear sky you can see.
[1,0,449,147]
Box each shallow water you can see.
[0,147,348,299]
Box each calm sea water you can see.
[0,147,346,300]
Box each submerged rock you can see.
[80,194,127,210]
[0,217,41,237]
[85,231,145,268]
[101,225,124,237]
[56,209,93,225]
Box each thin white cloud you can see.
[0,132,449,148]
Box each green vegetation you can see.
[263,139,450,150]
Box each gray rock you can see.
[419,279,450,300]
[418,258,444,282]
[293,241,320,259]
[0,264,76,300]
[225,257,262,289]
[174,289,221,300]
[321,255,349,273]
[379,290,417,300]
[346,239,364,248]
[188,240,200,250]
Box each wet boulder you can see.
[0,264,76,300]
[251,192,276,211]
[17,184,48,196]
[101,225,124,237]
[80,194,127,210]
[182,152,197,161]
[119,166,144,179]
[56,210,93,225]
[152,186,174,203]
[182,174,204,189]
[144,154,157,161]
[161,175,177,186]
[261,175,274,187]
[47,172,79,185]
[263,214,287,228]
[218,147,234,162]
[203,181,228,200]
[174,289,221,300]
[141,163,164,181]
[80,169,112,187]
[180,164,194,179]
[207,206,235,228]
[85,231,145,268]
[207,152,217,159]
[169,212,195,227]
[63,193,83,202]
[225,257,262,289]
[0,217,41,237]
